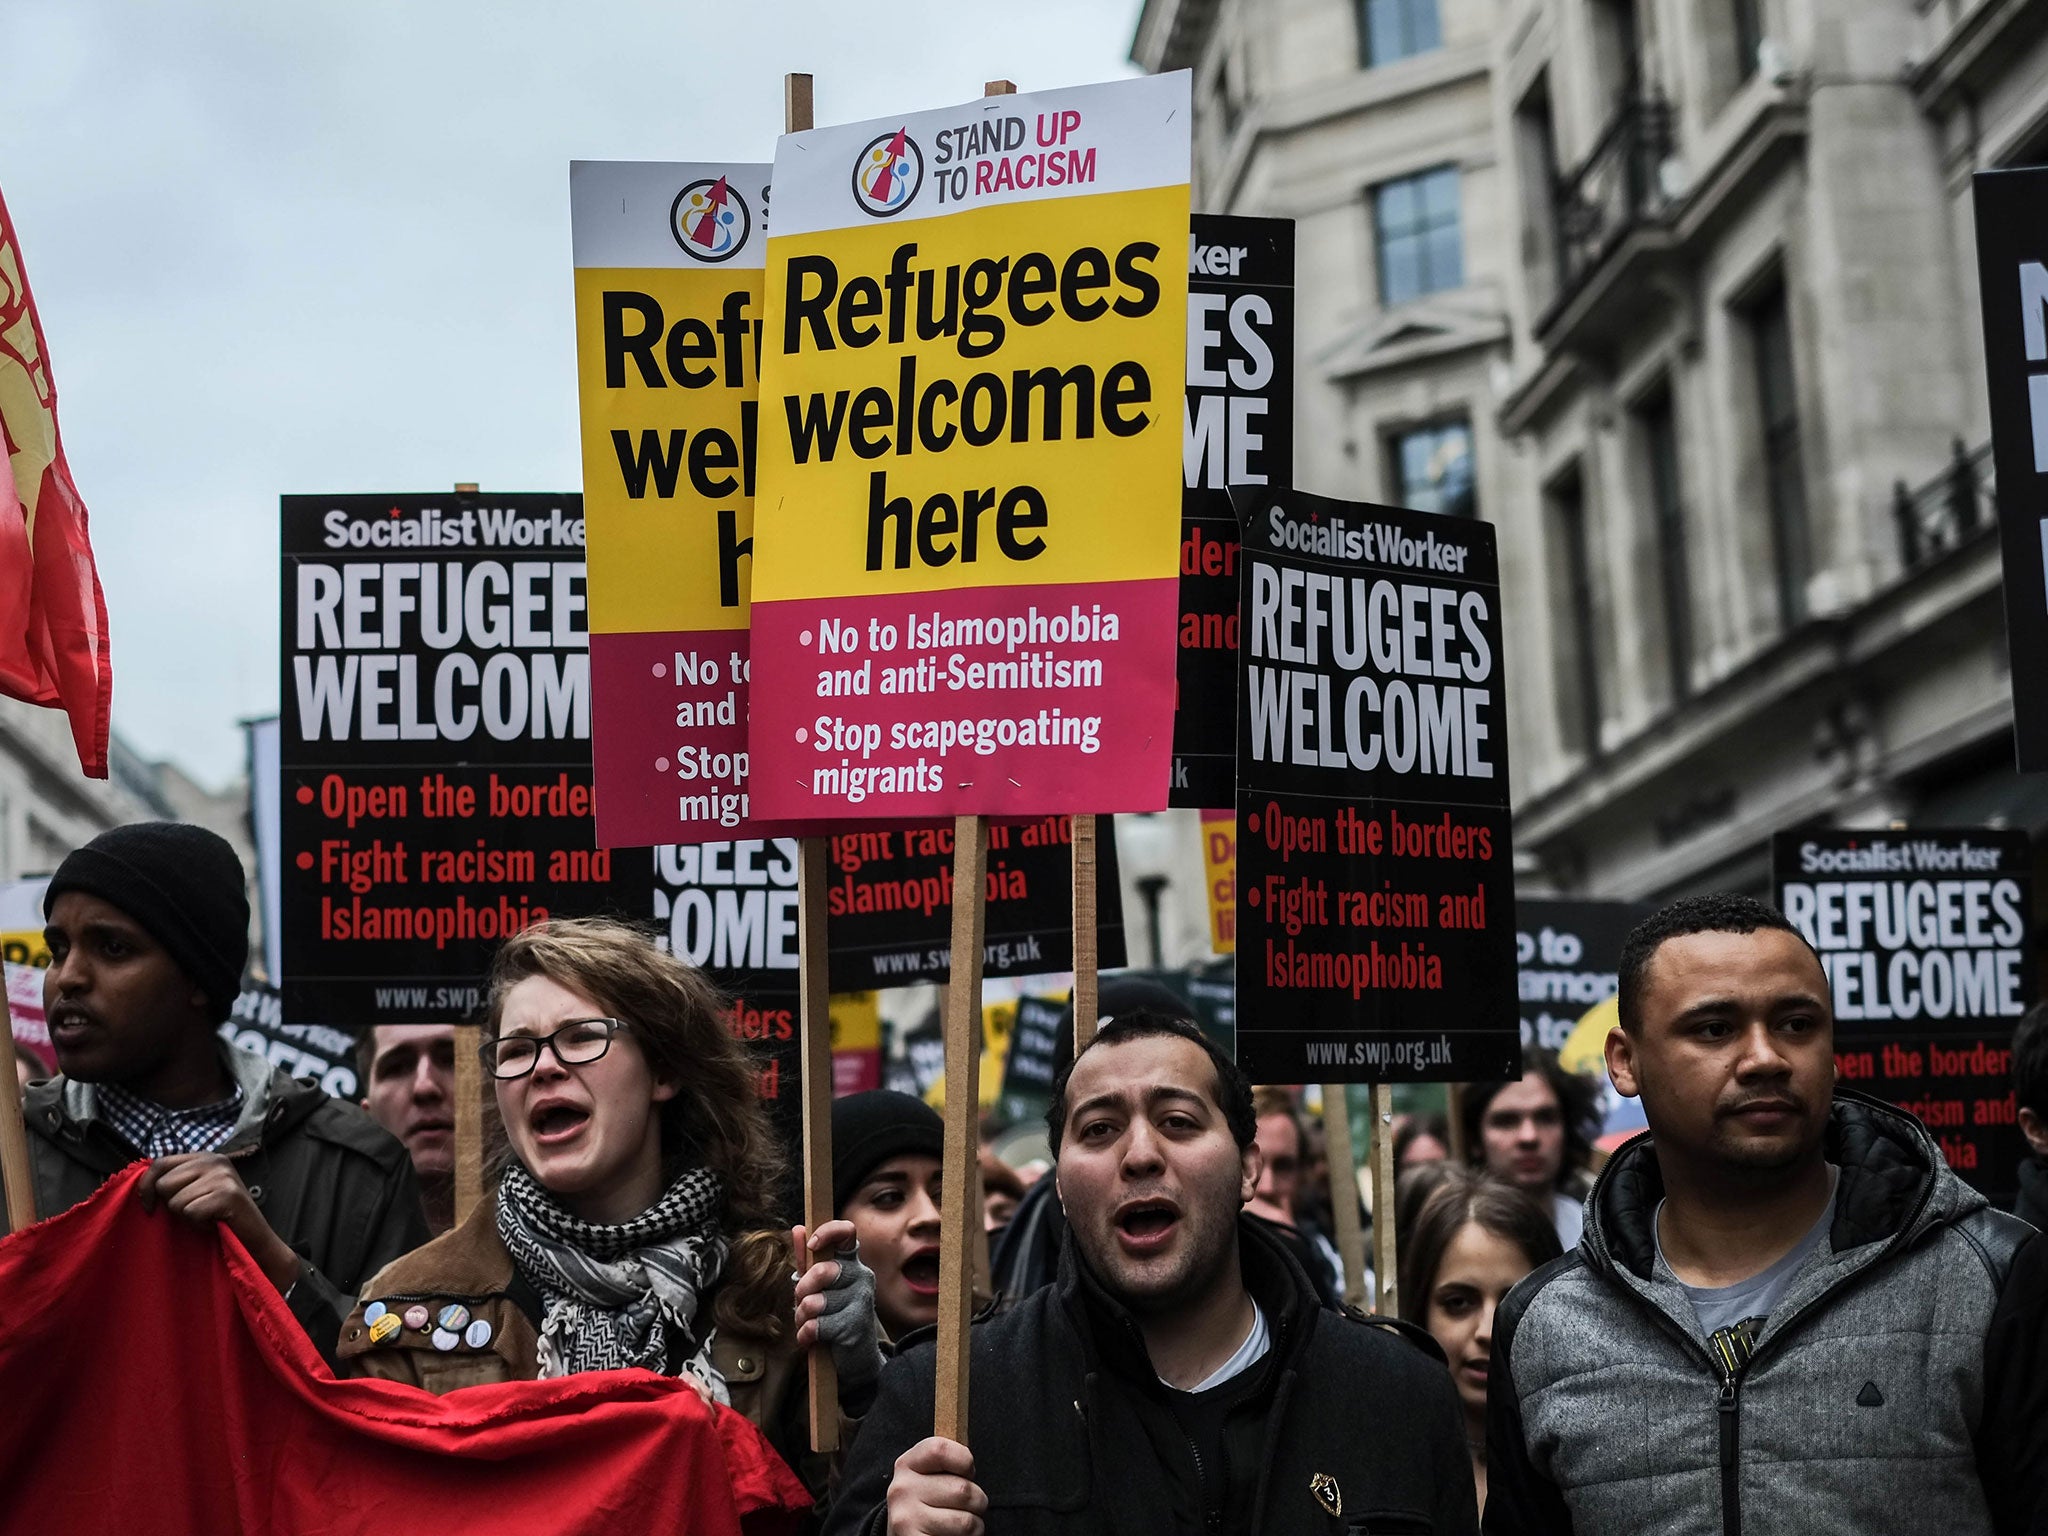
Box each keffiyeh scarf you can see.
[496,1161,730,1398]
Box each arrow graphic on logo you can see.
[870,130,908,204]
[689,176,730,248]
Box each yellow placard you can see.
[1199,810,1235,955]
[753,187,1188,603]
[574,265,764,635]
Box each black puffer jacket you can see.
[828,1214,1477,1536]
[24,1043,428,1363]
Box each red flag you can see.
[0,185,112,778]
[0,1167,812,1535]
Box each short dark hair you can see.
[1617,892,1818,1033]
[2014,1004,2048,1119]
[1460,1046,1601,1189]
[1398,1167,1564,1327]
[1045,1010,1256,1154]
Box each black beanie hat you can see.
[832,1090,945,1213]
[45,822,250,1021]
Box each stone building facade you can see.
[1134,0,2048,901]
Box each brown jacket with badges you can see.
[340,1192,825,1488]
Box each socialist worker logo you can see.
[850,128,923,217]
[669,176,751,261]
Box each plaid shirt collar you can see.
[94,1076,247,1160]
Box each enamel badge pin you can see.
[1310,1472,1342,1517]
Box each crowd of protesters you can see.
[8,821,2048,1532]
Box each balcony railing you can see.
[1892,438,1994,573]
[1550,92,1676,303]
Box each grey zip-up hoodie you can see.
[1484,1090,2045,1536]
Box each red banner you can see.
[0,185,112,778]
[0,1167,809,1535]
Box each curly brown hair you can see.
[486,917,792,1338]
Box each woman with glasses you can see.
[338,918,880,1491]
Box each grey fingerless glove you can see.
[812,1244,887,1394]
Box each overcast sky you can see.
[2,0,1143,788]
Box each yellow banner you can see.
[1200,809,1235,955]
[753,185,1188,603]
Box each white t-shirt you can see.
[1553,1188,1586,1250]
[1163,1301,1271,1394]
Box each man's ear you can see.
[2020,1106,2048,1158]
[1606,1025,1642,1100]
[1240,1141,1263,1206]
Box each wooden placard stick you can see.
[1445,1081,1467,1165]
[796,833,839,1449]
[0,1026,37,1234]
[781,67,843,1456]
[1319,1083,1367,1308]
[930,75,1014,1447]
[452,1022,484,1225]
[1369,1082,1399,1315]
[935,812,989,1444]
[1071,814,1098,1051]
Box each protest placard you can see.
[1774,827,2033,1193]
[219,980,358,1098]
[1201,808,1236,954]
[997,992,1067,1106]
[280,492,629,1024]
[748,73,1191,822]
[830,991,883,1094]
[1232,487,1518,1085]
[571,160,779,846]
[1971,170,2048,770]
[823,813,1124,989]
[1173,216,1293,807]
[1516,898,1653,1053]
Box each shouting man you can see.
[827,1010,1475,1536]
[24,823,427,1357]
[1485,894,2048,1535]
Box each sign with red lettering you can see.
[1172,215,1292,807]
[1231,487,1517,1084]
[281,493,636,1024]
[1774,827,2034,1195]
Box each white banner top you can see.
[570,160,773,270]
[764,72,1192,241]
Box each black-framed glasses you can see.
[480,1018,630,1080]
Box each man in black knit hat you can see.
[23,822,428,1359]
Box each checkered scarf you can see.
[496,1160,730,1396]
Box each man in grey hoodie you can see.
[1485,893,2046,1536]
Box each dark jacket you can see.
[1485,1090,2048,1536]
[828,1214,1477,1536]
[24,1043,428,1363]
[2015,1153,2048,1232]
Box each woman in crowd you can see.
[1393,1112,1452,1171]
[1460,1046,1602,1246]
[340,918,880,1491]
[831,1090,945,1341]
[1399,1168,1563,1518]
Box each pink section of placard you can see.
[749,576,1178,822]
[590,627,757,847]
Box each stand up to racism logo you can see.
[850,128,922,217]
[670,176,751,261]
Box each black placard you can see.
[1171,216,1295,808]
[219,981,359,1099]
[280,492,644,1023]
[1971,170,2048,770]
[1516,898,1656,1055]
[1774,827,2034,1196]
[822,815,1125,990]
[1232,488,1518,1083]
[998,993,1069,1105]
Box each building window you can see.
[1547,469,1603,760]
[1391,420,1476,517]
[1733,0,1764,82]
[1360,0,1441,68]
[1637,387,1693,701]
[1748,281,1811,626]
[1374,166,1462,306]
